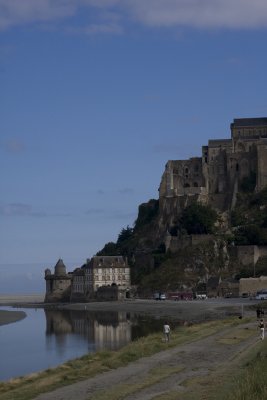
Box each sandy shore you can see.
[57,297,257,323]
[0,295,256,321]
[0,294,44,326]
[0,309,26,326]
[0,294,44,305]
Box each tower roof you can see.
[54,258,67,276]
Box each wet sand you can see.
[0,309,27,326]
[0,295,256,325]
[0,294,44,326]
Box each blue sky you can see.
[1,1,267,286]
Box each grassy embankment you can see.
[0,316,265,400]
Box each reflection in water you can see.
[45,309,133,353]
[0,307,170,382]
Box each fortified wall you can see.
[158,118,267,233]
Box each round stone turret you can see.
[54,259,67,276]
[45,268,51,277]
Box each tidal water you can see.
[0,306,166,382]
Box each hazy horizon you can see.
[0,261,79,294]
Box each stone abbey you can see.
[44,118,267,302]
[159,118,267,211]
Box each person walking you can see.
[163,321,170,342]
[259,319,265,340]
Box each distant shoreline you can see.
[0,295,258,325]
[0,295,44,326]
[0,294,44,304]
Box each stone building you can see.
[159,118,267,213]
[71,256,131,301]
[45,256,131,303]
[44,259,72,303]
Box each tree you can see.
[179,202,218,234]
[96,242,119,256]
[117,226,133,245]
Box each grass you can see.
[150,325,267,400]
[227,341,267,400]
[89,366,184,400]
[0,317,254,400]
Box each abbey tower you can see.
[159,118,267,213]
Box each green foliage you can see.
[231,209,244,227]
[179,202,218,234]
[117,226,134,245]
[96,242,119,256]
[233,225,267,246]
[234,267,255,280]
[228,342,267,400]
[134,199,159,229]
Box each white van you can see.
[256,290,267,300]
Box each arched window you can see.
[184,183,190,188]
[193,182,198,187]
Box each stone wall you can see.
[239,276,267,296]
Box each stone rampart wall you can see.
[239,276,267,296]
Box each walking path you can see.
[33,320,260,400]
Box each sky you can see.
[1,0,267,292]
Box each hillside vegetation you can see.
[97,186,267,292]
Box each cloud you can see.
[126,0,267,29]
[118,188,134,195]
[1,0,267,32]
[0,0,76,30]
[85,208,105,215]
[0,203,33,216]
[0,138,25,153]
[67,22,123,35]
[85,206,136,221]
[0,203,70,217]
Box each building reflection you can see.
[45,309,132,352]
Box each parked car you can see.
[195,294,207,300]
[153,292,166,300]
[256,290,267,300]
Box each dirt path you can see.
[33,319,260,400]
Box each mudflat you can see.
[0,295,257,323]
[0,294,44,326]
[0,310,26,326]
